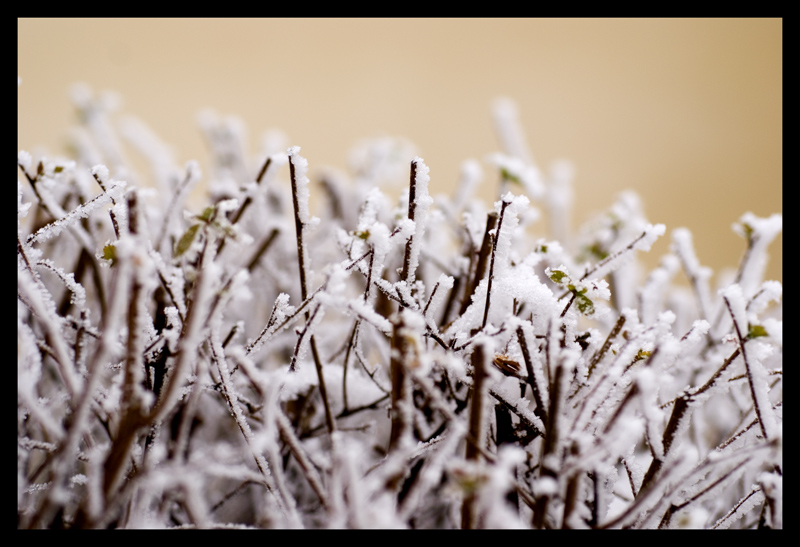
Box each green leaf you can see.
[586,242,609,261]
[500,167,521,185]
[747,324,768,339]
[567,284,587,295]
[548,269,568,284]
[102,243,116,266]
[575,293,595,315]
[174,224,200,257]
[198,206,216,222]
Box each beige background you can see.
[18,18,782,284]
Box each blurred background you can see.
[18,18,782,284]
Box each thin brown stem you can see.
[724,295,770,441]
[400,159,420,285]
[462,341,489,529]
[460,211,498,316]
[517,325,547,424]
[389,310,414,453]
[288,151,335,435]
[482,201,512,330]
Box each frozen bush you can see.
[17,87,781,529]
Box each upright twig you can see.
[389,159,430,452]
[287,147,336,436]
[459,211,498,316]
[481,201,510,331]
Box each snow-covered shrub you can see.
[18,88,781,529]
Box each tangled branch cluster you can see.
[18,89,782,529]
